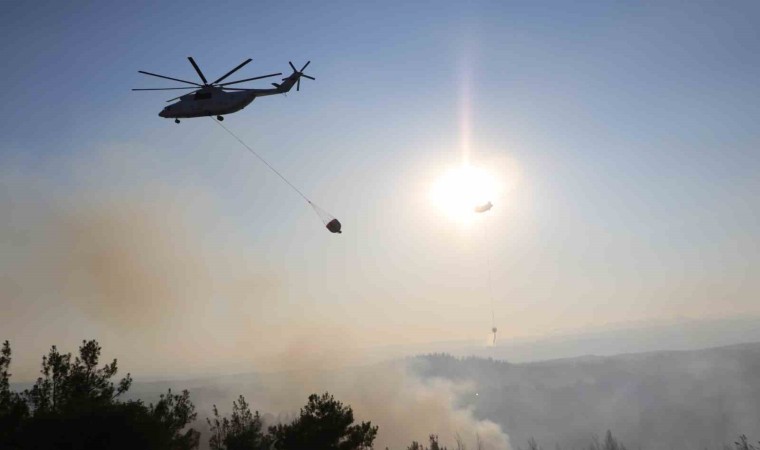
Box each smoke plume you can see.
[1,148,512,448]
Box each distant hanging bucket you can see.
[474,201,493,213]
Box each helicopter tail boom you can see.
[278,61,314,93]
[225,61,313,97]
[275,75,299,93]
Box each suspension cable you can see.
[211,117,313,205]
[484,215,495,330]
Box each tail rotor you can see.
[285,61,315,91]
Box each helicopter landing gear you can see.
[174,119,180,124]
[216,115,224,121]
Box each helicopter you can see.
[133,57,314,123]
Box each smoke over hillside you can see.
[414,344,760,449]
[128,343,760,450]
[1,153,511,450]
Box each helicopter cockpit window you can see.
[194,92,212,101]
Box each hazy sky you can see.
[1,1,759,379]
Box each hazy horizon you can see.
[6,314,760,383]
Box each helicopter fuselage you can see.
[159,88,258,119]
[135,57,311,122]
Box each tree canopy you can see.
[0,340,200,450]
[269,392,377,450]
[208,395,270,450]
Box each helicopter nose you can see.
[158,109,167,118]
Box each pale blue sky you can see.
[1,1,759,377]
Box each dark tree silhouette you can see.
[0,341,28,449]
[592,430,627,450]
[526,436,542,450]
[269,392,377,450]
[208,395,270,450]
[0,341,11,404]
[407,434,448,450]
[0,340,200,450]
[735,435,760,450]
[149,388,202,450]
[24,340,132,414]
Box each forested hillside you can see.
[413,343,760,449]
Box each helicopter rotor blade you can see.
[212,58,253,85]
[187,57,209,85]
[218,73,283,86]
[301,74,315,80]
[297,78,301,91]
[300,61,311,72]
[288,61,297,72]
[132,87,200,91]
[138,71,202,86]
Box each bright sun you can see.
[430,165,499,223]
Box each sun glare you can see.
[430,165,499,224]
